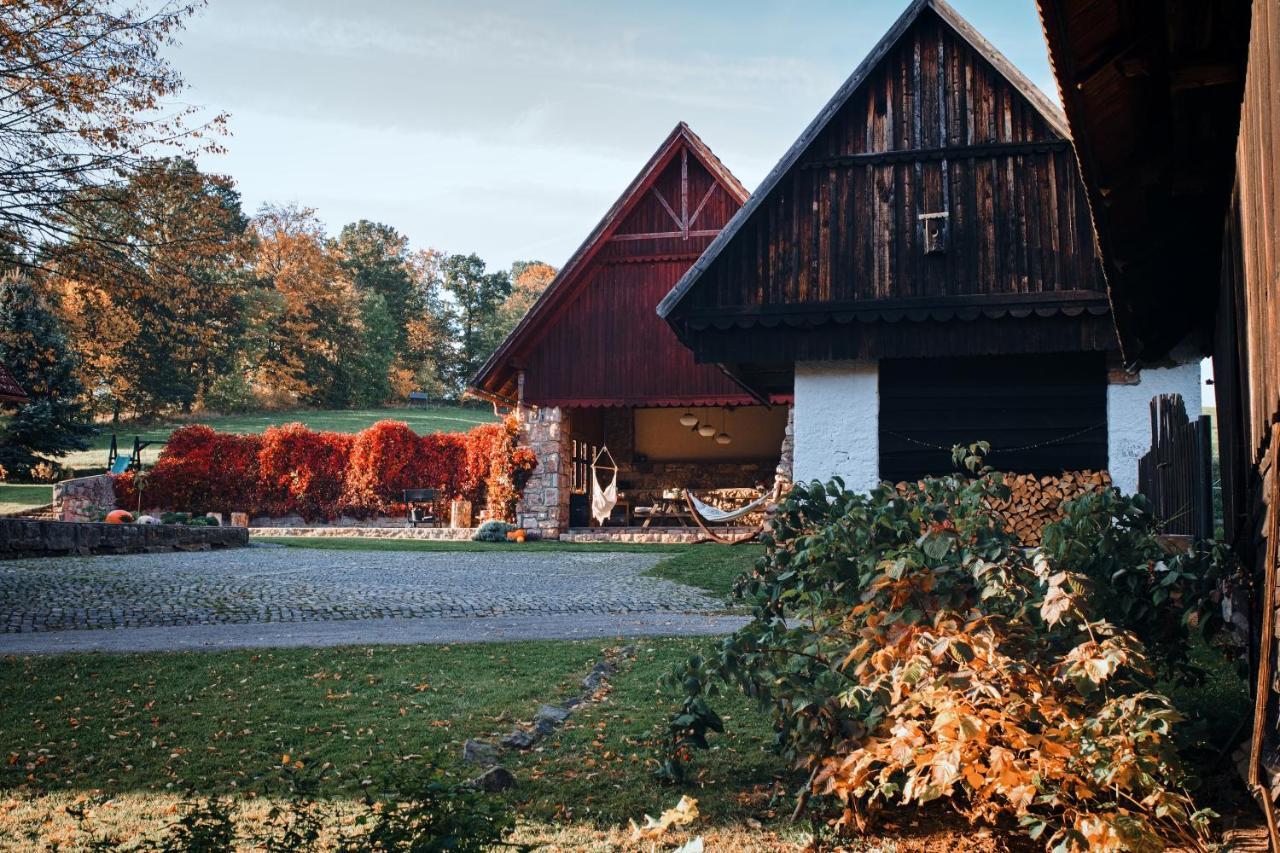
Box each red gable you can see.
[0,360,24,404]
[469,123,757,408]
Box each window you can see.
[570,438,596,494]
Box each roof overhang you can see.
[1035,0,1251,364]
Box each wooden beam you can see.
[679,289,1111,319]
[800,139,1070,170]
[610,229,721,243]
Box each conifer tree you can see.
[0,274,94,477]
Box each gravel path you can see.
[0,547,741,653]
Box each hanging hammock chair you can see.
[590,446,619,525]
[683,477,786,545]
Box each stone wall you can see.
[616,461,775,500]
[778,405,795,479]
[0,519,248,558]
[515,405,571,537]
[53,474,117,522]
[247,526,476,541]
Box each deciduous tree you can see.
[250,204,362,407]
[495,260,556,341]
[0,0,227,265]
[47,158,251,418]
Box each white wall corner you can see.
[1106,359,1204,496]
[793,360,880,493]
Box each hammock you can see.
[683,479,784,545]
[685,490,772,523]
[591,446,619,525]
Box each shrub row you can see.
[113,418,537,522]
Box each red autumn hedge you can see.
[113,417,537,522]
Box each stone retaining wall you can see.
[0,519,248,558]
[249,526,477,541]
[557,527,753,544]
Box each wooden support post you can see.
[1248,425,1280,849]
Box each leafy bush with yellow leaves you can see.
[665,447,1223,851]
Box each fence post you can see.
[1197,414,1214,540]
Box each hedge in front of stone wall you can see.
[112,418,536,523]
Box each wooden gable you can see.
[469,123,756,408]
[0,360,25,404]
[659,0,1116,387]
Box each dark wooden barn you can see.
[470,124,790,537]
[1037,0,1280,826]
[658,0,1203,492]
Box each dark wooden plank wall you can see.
[1137,395,1214,540]
[1214,0,1280,551]
[878,353,1108,481]
[520,151,752,407]
[1233,0,1280,474]
[684,10,1103,317]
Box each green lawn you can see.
[57,405,497,474]
[0,639,788,843]
[254,536,760,599]
[0,482,53,515]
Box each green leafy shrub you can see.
[1040,489,1235,683]
[472,519,517,542]
[665,452,1226,851]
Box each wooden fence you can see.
[1137,394,1214,540]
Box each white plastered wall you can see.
[1107,360,1204,496]
[792,361,880,492]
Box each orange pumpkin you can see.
[105,509,134,525]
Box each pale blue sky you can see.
[173,0,1058,270]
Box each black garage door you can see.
[878,353,1108,482]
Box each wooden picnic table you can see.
[635,499,695,528]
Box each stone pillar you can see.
[778,405,795,480]
[793,360,880,492]
[53,474,118,522]
[514,405,571,538]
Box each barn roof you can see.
[0,360,25,404]
[657,0,1072,322]
[1035,0,1251,364]
[469,122,758,408]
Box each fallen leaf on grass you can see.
[629,795,699,841]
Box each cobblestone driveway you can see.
[0,548,722,634]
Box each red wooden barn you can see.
[0,360,25,405]
[469,124,790,536]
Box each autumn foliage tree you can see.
[0,0,227,266]
[495,260,556,340]
[46,158,251,418]
[249,205,363,406]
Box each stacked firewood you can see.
[988,470,1112,546]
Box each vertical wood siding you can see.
[518,150,753,407]
[683,10,1102,317]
